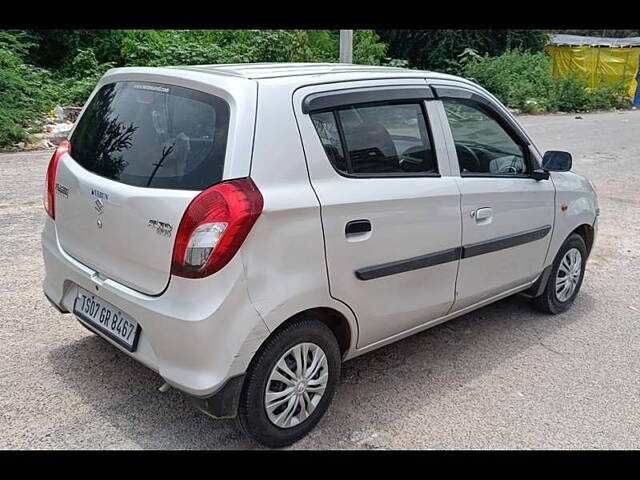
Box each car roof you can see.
[104,63,480,96]
[169,62,427,79]
[167,62,472,85]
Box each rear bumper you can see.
[45,291,69,314]
[41,217,270,398]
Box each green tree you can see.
[376,30,548,73]
[25,29,126,70]
[0,30,58,145]
[118,29,388,67]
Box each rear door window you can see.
[310,101,438,176]
[70,81,230,190]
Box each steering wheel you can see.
[399,145,431,172]
[399,145,424,164]
[455,143,481,173]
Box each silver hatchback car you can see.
[42,63,598,447]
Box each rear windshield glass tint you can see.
[70,81,230,190]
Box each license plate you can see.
[73,287,140,352]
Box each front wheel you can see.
[533,233,587,314]
[237,317,341,448]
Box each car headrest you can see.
[343,122,399,173]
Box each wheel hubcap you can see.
[555,248,582,302]
[264,342,328,429]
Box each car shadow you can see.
[47,330,257,449]
[47,292,594,449]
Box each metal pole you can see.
[339,30,353,63]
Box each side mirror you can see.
[542,150,572,172]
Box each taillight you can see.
[171,178,264,278]
[43,140,71,219]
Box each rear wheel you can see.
[533,233,587,314]
[237,317,341,448]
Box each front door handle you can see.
[472,207,493,224]
[345,219,371,236]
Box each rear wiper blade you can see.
[146,143,175,187]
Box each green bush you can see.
[119,29,388,67]
[56,48,114,106]
[586,78,629,110]
[377,30,549,73]
[0,31,58,146]
[464,50,553,111]
[463,49,632,113]
[545,72,590,111]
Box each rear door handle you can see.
[345,219,371,236]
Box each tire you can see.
[533,233,587,314]
[237,316,341,448]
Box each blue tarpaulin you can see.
[635,55,640,105]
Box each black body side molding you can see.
[355,225,551,281]
[461,225,552,259]
[355,248,461,281]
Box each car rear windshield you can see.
[70,81,230,190]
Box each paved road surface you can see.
[1,110,639,449]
